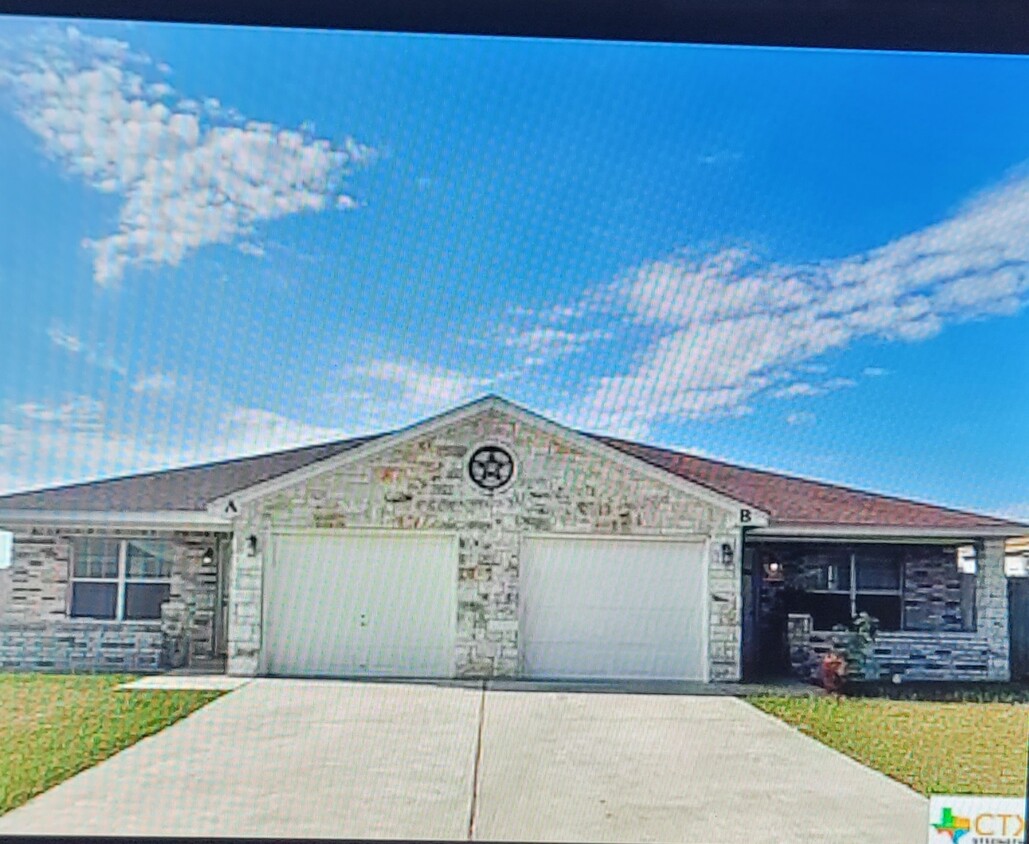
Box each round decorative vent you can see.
[468,445,515,491]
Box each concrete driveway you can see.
[0,679,928,843]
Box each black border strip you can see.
[0,0,1027,54]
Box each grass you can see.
[749,693,1029,797]
[0,673,223,816]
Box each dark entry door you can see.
[741,547,761,680]
[1008,578,1029,681]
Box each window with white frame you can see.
[798,548,904,631]
[70,538,174,621]
[774,542,977,633]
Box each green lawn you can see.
[0,673,222,816]
[749,694,1029,797]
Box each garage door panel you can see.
[264,532,456,678]
[526,643,693,678]
[521,537,707,681]
[523,606,691,645]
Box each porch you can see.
[740,534,1015,683]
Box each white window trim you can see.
[70,538,173,622]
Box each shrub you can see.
[826,611,881,689]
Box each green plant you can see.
[830,611,880,683]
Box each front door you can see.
[741,546,761,680]
[214,537,231,658]
[1008,577,1029,680]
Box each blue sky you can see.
[0,18,1027,520]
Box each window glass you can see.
[124,583,171,620]
[72,538,120,579]
[70,582,117,619]
[856,594,902,631]
[787,591,851,630]
[808,559,851,592]
[125,540,174,579]
[855,556,901,591]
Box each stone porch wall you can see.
[787,539,1010,682]
[227,409,743,680]
[0,527,222,673]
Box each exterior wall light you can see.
[721,543,734,566]
[246,535,259,557]
[957,544,977,574]
[201,547,215,566]
[763,559,784,582]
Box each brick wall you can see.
[902,547,971,631]
[227,408,742,679]
[0,527,222,673]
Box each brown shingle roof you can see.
[0,422,1021,532]
[0,434,381,513]
[594,435,1024,530]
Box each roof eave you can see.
[749,523,1028,540]
[0,509,233,531]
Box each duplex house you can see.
[0,396,1025,683]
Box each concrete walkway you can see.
[0,679,929,842]
[118,674,251,691]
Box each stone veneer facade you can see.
[785,539,1009,682]
[0,527,223,672]
[226,408,745,680]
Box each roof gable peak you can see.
[206,393,764,521]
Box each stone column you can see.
[978,539,1009,681]
[708,529,742,681]
[226,525,263,677]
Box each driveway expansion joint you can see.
[467,681,487,840]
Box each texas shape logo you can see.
[933,806,971,842]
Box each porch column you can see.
[226,526,263,677]
[708,528,743,681]
[978,538,1009,681]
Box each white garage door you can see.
[521,536,707,680]
[263,531,456,678]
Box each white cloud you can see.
[772,382,819,399]
[16,395,105,430]
[236,241,265,257]
[0,394,351,494]
[130,371,177,393]
[824,377,857,390]
[994,503,1029,523]
[797,362,828,375]
[553,166,1029,435]
[0,26,374,286]
[46,324,83,353]
[773,377,857,399]
[501,327,612,368]
[346,358,489,410]
[46,321,127,375]
[786,411,816,426]
[862,366,890,377]
[209,407,349,458]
